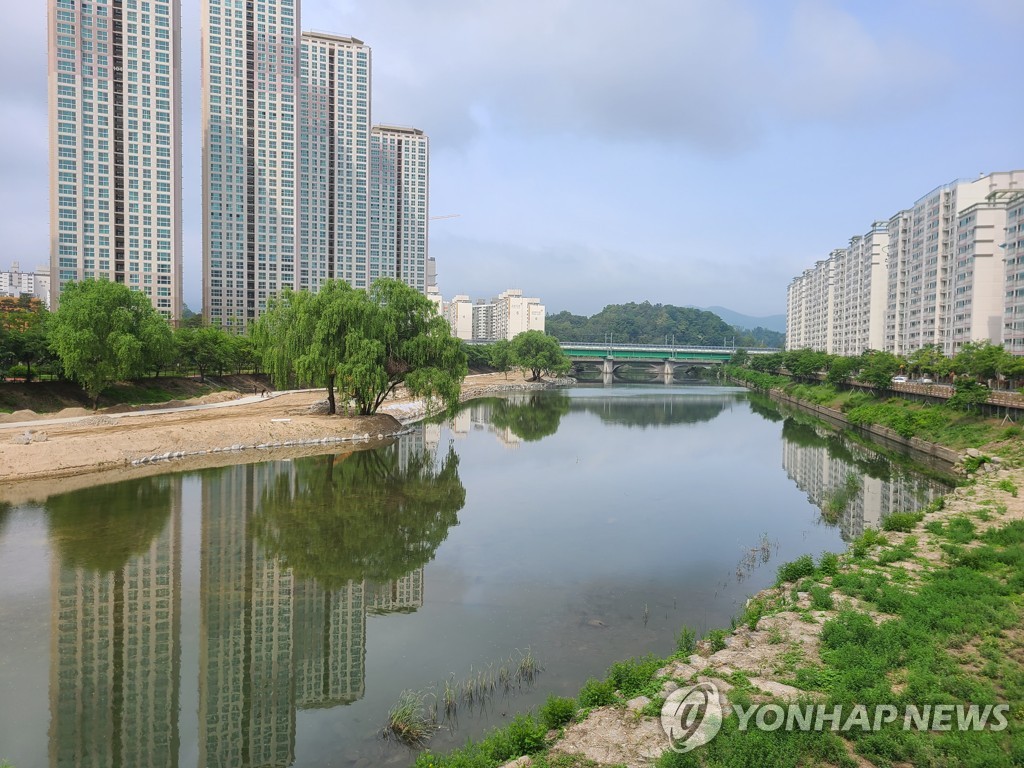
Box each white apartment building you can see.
[472,300,496,340]
[951,200,1008,348]
[202,0,300,331]
[441,290,545,341]
[370,126,428,293]
[298,32,371,292]
[830,223,888,356]
[789,171,1024,355]
[1004,193,1024,354]
[884,210,912,354]
[494,289,545,341]
[0,263,52,308]
[48,0,183,321]
[786,259,834,351]
[444,294,473,339]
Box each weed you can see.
[538,696,577,730]
[607,655,663,698]
[384,690,437,746]
[577,677,615,707]
[963,454,989,474]
[767,626,784,644]
[809,585,835,610]
[675,626,697,656]
[996,478,1019,497]
[883,511,924,532]
[818,551,840,576]
[777,554,816,584]
[705,629,728,652]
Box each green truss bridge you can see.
[560,343,779,375]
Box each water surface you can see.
[0,385,950,767]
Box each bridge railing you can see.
[559,342,780,354]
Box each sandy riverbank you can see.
[0,372,553,493]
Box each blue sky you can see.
[1,0,1022,316]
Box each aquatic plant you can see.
[384,690,438,747]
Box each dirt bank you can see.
[0,372,555,491]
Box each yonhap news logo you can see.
[660,683,725,753]
[661,682,1011,752]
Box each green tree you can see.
[0,299,51,381]
[175,324,234,380]
[229,334,256,374]
[489,338,514,378]
[48,279,173,408]
[857,350,904,390]
[510,330,570,381]
[251,440,465,587]
[907,344,943,380]
[339,279,467,415]
[825,354,858,385]
[254,279,467,416]
[784,348,828,378]
[729,348,750,367]
[953,341,1012,387]
[947,379,990,412]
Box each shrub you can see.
[607,655,662,698]
[818,552,840,576]
[538,696,577,730]
[480,714,546,762]
[777,554,816,584]
[809,586,835,610]
[883,512,923,532]
[705,629,728,652]
[578,677,615,707]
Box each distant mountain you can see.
[546,302,779,348]
[700,306,786,334]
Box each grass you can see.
[384,690,438,747]
[676,626,697,655]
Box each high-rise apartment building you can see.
[789,171,1024,355]
[202,0,300,331]
[48,0,183,321]
[370,125,429,292]
[298,33,371,292]
[1003,193,1024,354]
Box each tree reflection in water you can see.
[487,392,571,442]
[251,441,466,588]
[46,478,173,573]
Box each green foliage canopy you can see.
[48,279,173,407]
[253,279,467,415]
[510,330,570,381]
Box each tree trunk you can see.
[327,373,336,415]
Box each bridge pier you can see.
[663,360,676,377]
[602,358,616,375]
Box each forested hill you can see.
[545,302,785,348]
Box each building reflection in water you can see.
[47,425,447,768]
[48,477,183,768]
[781,417,949,540]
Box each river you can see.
[0,384,951,767]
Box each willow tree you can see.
[253,285,349,413]
[253,280,466,416]
[339,279,467,415]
